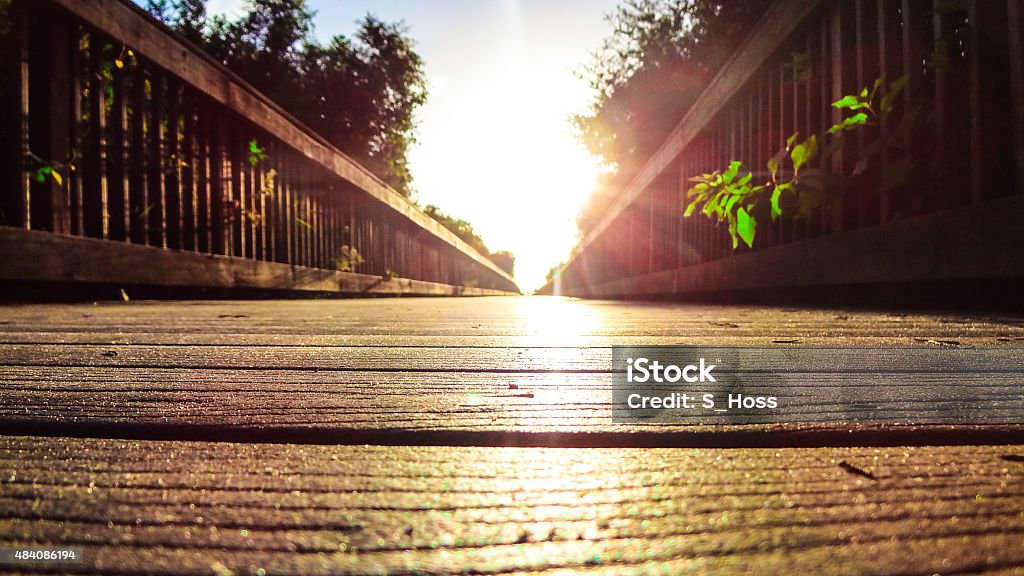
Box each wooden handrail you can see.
[44,0,515,287]
[567,0,821,266]
[552,0,1023,298]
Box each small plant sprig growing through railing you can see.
[684,74,912,249]
[248,139,267,166]
[221,140,275,226]
[684,132,819,249]
[26,151,75,188]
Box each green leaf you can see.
[791,134,818,172]
[770,182,791,221]
[767,146,788,179]
[827,112,869,134]
[736,172,752,187]
[725,194,742,216]
[722,160,741,184]
[687,183,708,197]
[880,74,910,112]
[859,87,868,98]
[736,207,756,248]
[786,133,799,149]
[684,199,699,217]
[831,94,864,109]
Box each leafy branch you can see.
[684,73,913,249]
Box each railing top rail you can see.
[564,0,821,269]
[48,0,516,286]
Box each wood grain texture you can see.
[0,297,1023,572]
[0,297,1022,438]
[1,436,1024,575]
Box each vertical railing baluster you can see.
[196,96,210,253]
[84,30,108,239]
[181,89,196,251]
[129,55,148,244]
[968,1,1012,204]
[210,111,226,255]
[108,34,129,242]
[0,0,30,228]
[28,4,72,233]
[165,77,181,249]
[228,125,242,257]
[1010,0,1024,195]
[147,67,165,247]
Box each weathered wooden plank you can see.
[0,437,1022,574]
[0,298,1021,437]
[1,365,1023,433]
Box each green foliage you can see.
[34,165,63,186]
[247,139,267,166]
[683,74,916,250]
[422,204,489,255]
[155,0,427,197]
[489,250,515,276]
[574,0,771,233]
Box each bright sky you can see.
[198,0,621,292]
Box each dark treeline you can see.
[146,0,426,198]
[574,0,770,235]
[423,204,514,276]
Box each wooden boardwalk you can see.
[2,296,1024,574]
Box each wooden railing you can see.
[0,0,518,296]
[552,0,1024,300]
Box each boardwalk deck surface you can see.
[1,296,1024,574]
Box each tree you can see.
[145,0,173,22]
[489,251,515,276]
[203,0,312,111]
[158,0,426,197]
[173,0,207,45]
[422,204,490,257]
[574,0,770,233]
[297,17,426,195]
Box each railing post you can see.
[969,1,1012,204]
[129,55,148,245]
[147,67,165,248]
[1007,0,1024,196]
[108,35,130,242]
[27,3,72,233]
[0,0,30,228]
[84,32,108,239]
